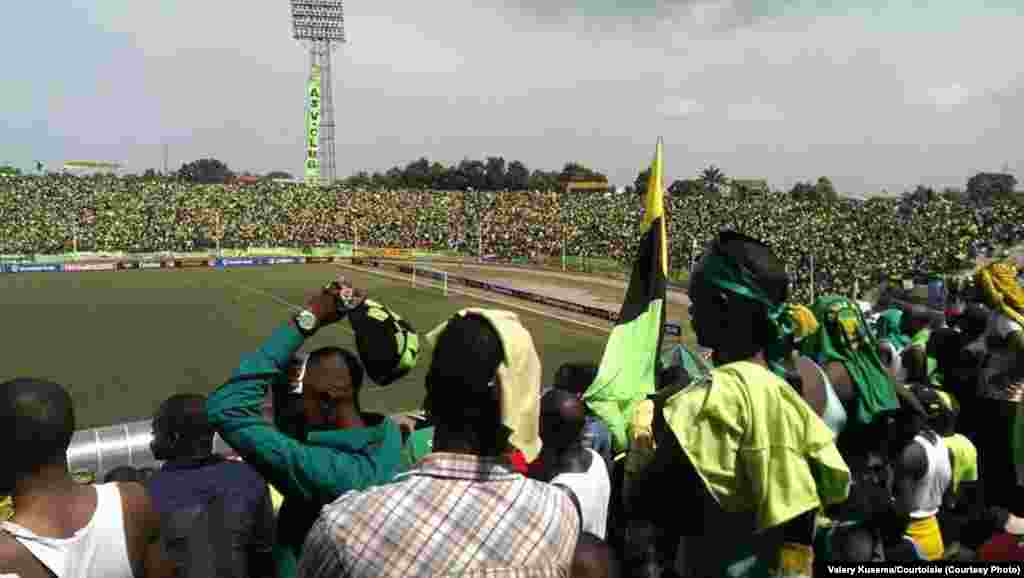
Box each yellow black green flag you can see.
[583,139,668,452]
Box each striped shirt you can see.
[297,452,580,578]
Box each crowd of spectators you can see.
[3,175,1023,301]
[4,243,1024,576]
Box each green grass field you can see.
[0,264,610,429]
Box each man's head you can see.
[302,347,364,429]
[554,362,598,396]
[688,231,789,361]
[874,397,928,459]
[955,303,990,343]
[910,384,958,437]
[424,313,507,455]
[0,378,75,493]
[151,394,215,461]
[539,388,586,454]
[927,328,965,377]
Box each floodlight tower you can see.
[292,0,345,184]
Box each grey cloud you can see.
[3,0,1021,195]
[506,0,777,34]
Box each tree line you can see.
[166,157,1018,205]
[8,155,1018,205]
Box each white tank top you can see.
[908,433,952,519]
[878,340,906,382]
[550,449,611,539]
[0,483,134,578]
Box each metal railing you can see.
[66,420,236,481]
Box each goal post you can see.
[411,264,448,297]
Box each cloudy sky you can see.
[2,0,1022,193]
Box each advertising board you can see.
[176,258,212,268]
[262,257,304,265]
[5,263,62,273]
[218,258,259,267]
[63,263,117,272]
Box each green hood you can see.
[801,295,900,428]
[874,309,911,350]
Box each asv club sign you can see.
[305,64,321,180]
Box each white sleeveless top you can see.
[0,483,134,578]
[550,449,611,539]
[878,340,906,383]
[908,434,952,519]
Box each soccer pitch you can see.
[0,264,611,429]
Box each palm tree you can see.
[700,165,726,195]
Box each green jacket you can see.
[206,323,401,578]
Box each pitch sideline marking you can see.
[338,263,613,335]
[219,280,360,338]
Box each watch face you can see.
[339,285,355,309]
[298,310,317,331]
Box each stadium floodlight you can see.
[291,0,345,184]
[291,0,345,42]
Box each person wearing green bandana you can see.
[875,309,911,382]
[627,231,850,578]
[801,296,902,454]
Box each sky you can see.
[2,0,1022,194]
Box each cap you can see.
[348,299,419,386]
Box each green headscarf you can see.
[874,309,911,350]
[699,251,795,378]
[802,295,900,428]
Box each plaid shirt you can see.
[297,452,580,578]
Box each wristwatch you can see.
[329,281,359,313]
[295,309,318,337]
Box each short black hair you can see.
[540,388,586,450]
[909,384,957,436]
[0,378,75,477]
[425,313,504,429]
[155,394,213,439]
[554,362,598,396]
[307,346,365,392]
[927,328,966,371]
[956,304,990,343]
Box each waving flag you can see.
[583,138,668,452]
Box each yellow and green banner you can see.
[584,138,669,452]
[305,65,322,183]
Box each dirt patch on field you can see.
[408,262,694,341]
[343,263,617,332]
[424,262,691,312]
